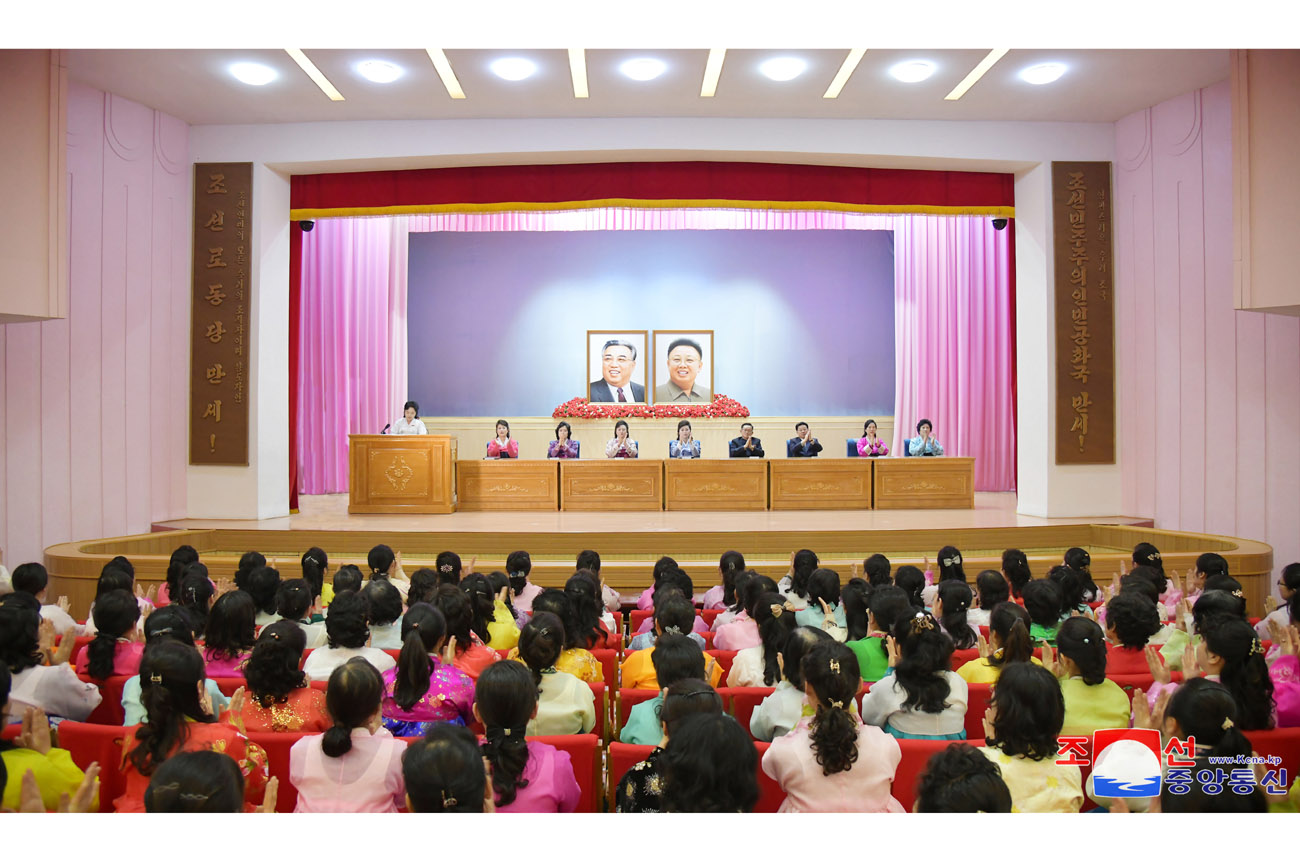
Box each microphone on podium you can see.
[380,423,391,434]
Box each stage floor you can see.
[159,492,1150,535]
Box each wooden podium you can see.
[348,434,456,514]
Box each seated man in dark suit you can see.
[589,339,645,403]
[728,422,764,458]
[786,421,823,458]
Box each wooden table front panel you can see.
[456,460,559,511]
[664,459,768,511]
[348,435,455,514]
[873,456,975,509]
[560,460,664,511]
[769,458,873,510]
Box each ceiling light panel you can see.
[620,57,667,82]
[568,48,588,98]
[1020,62,1067,85]
[490,56,538,81]
[824,48,867,99]
[889,59,935,83]
[356,59,403,84]
[759,56,807,82]
[945,48,1009,101]
[229,61,277,86]
[285,49,344,101]
[425,48,466,99]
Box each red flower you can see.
[551,394,749,420]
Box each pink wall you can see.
[0,82,189,569]
[1116,79,1300,572]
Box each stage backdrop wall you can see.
[406,229,896,418]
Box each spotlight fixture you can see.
[357,60,402,84]
[620,58,667,81]
[1020,62,1066,85]
[230,62,277,86]
[490,57,537,81]
[889,60,935,83]
[759,57,806,82]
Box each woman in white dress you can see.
[391,401,427,435]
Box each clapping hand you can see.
[1145,645,1172,685]
[1039,642,1060,677]
[441,636,459,666]
[885,635,901,669]
[976,631,991,659]
[228,686,248,735]
[259,776,280,814]
[1107,574,1120,602]
[851,561,860,580]
[1182,644,1201,679]
[463,556,478,578]
[57,596,71,614]
[17,762,100,813]
[51,626,76,666]
[16,707,53,754]
[1173,599,1189,632]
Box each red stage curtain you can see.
[289,161,1014,218]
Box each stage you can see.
[43,491,1275,618]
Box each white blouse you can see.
[8,664,103,722]
[303,646,397,682]
[859,670,969,737]
[391,418,428,435]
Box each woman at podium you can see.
[547,422,580,459]
[486,419,520,459]
[391,401,427,435]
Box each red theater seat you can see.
[629,610,653,635]
[617,688,659,733]
[56,721,131,813]
[591,648,618,685]
[891,737,987,811]
[727,687,772,733]
[76,674,129,726]
[700,609,723,628]
[963,683,992,740]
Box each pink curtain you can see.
[891,215,1015,490]
[299,209,1013,493]
[297,217,409,494]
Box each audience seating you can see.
[56,721,130,812]
[699,609,723,628]
[891,737,986,810]
[963,683,992,740]
[629,610,653,634]
[76,675,129,726]
[617,688,660,735]
[606,740,786,812]
[591,648,618,685]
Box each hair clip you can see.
[271,631,281,640]
[509,571,524,579]
[663,625,682,635]
[1221,717,1235,730]
[913,612,936,631]
[439,564,453,574]
[1150,551,1162,560]
[1082,637,1090,644]
[830,699,844,709]
[769,604,785,618]
[829,659,841,674]
[304,555,318,566]
[941,557,954,568]
[441,790,458,808]
[1232,590,1246,599]
[153,627,173,635]
[149,673,163,684]
[1251,638,1264,656]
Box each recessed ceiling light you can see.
[889,60,935,83]
[490,57,537,81]
[759,57,806,82]
[230,62,277,86]
[620,58,667,82]
[357,60,402,84]
[1020,62,1066,85]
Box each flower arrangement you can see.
[552,394,750,420]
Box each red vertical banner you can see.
[190,163,252,465]
[1052,162,1115,465]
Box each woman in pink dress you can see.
[856,419,889,457]
[761,641,905,813]
[381,604,475,735]
[75,589,143,680]
[476,659,581,813]
[290,658,407,812]
[200,589,256,677]
[486,419,519,458]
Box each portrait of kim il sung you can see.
[653,330,713,404]
[587,330,648,403]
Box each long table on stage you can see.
[664,459,769,510]
[456,459,559,511]
[873,456,976,509]
[769,457,874,510]
[560,459,664,511]
[356,452,975,512]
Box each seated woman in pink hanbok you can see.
[380,603,474,736]
[761,641,905,813]
[476,660,581,813]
